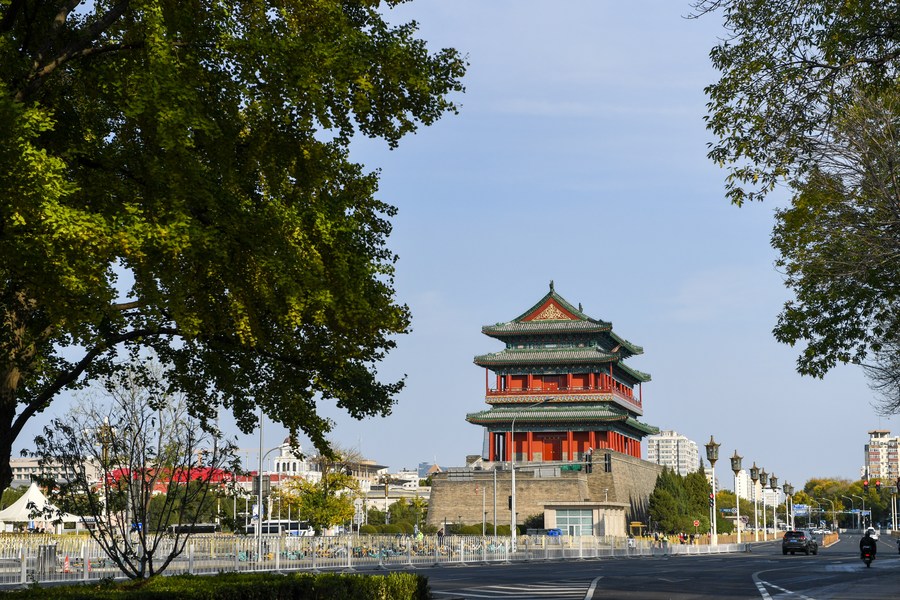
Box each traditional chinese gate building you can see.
[466,282,658,463]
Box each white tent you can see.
[0,482,81,533]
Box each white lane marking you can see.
[584,575,602,600]
[752,573,772,600]
[753,572,817,600]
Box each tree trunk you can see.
[0,382,18,494]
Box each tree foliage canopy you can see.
[276,450,360,535]
[771,92,900,379]
[0,0,466,492]
[696,0,900,387]
[695,0,900,205]
[648,467,714,534]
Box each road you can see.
[417,534,899,599]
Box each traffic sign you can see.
[693,519,700,527]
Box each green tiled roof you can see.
[618,363,651,384]
[473,348,651,383]
[480,284,644,359]
[465,404,658,435]
[474,347,619,366]
[607,331,643,356]
[483,320,611,335]
[514,286,592,321]
[486,393,643,416]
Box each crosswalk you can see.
[432,577,593,600]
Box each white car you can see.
[865,527,879,540]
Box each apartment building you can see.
[864,430,899,483]
[646,430,700,476]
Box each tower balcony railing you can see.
[485,384,641,409]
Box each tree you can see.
[648,486,680,533]
[694,0,900,206]
[695,1,900,384]
[771,92,900,380]
[0,0,466,493]
[30,364,239,579]
[0,484,27,510]
[648,468,707,534]
[684,467,713,517]
[865,335,900,413]
[274,445,361,534]
[387,495,427,529]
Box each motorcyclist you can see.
[859,530,877,559]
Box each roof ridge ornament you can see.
[549,280,554,292]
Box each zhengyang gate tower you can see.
[466,282,658,463]
[426,283,663,535]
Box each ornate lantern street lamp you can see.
[758,468,768,541]
[769,474,778,532]
[783,483,794,531]
[705,436,721,545]
[749,462,760,542]
[731,450,743,544]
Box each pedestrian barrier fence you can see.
[0,533,748,587]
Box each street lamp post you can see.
[810,501,822,530]
[788,484,795,529]
[705,436,721,545]
[758,468,768,541]
[783,483,794,531]
[769,474,778,531]
[258,407,264,560]
[891,477,900,530]
[817,498,836,532]
[841,495,856,530]
[731,450,743,544]
[256,443,281,559]
[510,399,549,550]
[749,463,759,542]
[852,494,866,529]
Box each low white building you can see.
[9,457,102,487]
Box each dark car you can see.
[782,530,819,555]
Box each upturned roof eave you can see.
[609,331,643,356]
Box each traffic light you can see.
[508,495,512,510]
[709,493,714,507]
[876,480,882,491]
[864,480,869,492]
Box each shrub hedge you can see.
[5,571,429,600]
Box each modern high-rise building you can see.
[864,430,899,483]
[645,430,699,476]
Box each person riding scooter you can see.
[859,530,877,561]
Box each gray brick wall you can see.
[427,452,663,529]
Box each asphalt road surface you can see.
[418,534,899,599]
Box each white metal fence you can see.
[0,533,748,587]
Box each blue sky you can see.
[241,0,896,487]
[24,1,895,490]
